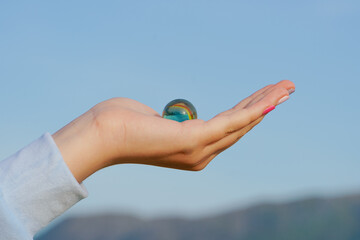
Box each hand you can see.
[53,80,295,182]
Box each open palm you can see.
[90,80,295,171]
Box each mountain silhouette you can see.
[36,193,360,240]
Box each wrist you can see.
[52,110,107,183]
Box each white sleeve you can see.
[0,133,88,239]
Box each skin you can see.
[53,80,295,183]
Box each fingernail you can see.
[277,95,290,105]
[288,88,295,95]
[263,105,275,115]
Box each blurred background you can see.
[0,0,359,239]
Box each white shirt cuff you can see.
[0,133,88,236]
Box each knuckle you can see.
[241,108,253,125]
[278,87,289,95]
[190,164,205,172]
[183,151,204,169]
[184,156,199,168]
[280,79,291,85]
[272,87,287,96]
[263,98,274,106]
[225,127,236,136]
[224,116,237,135]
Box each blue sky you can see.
[1,0,359,229]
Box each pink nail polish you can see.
[288,88,295,95]
[263,105,275,115]
[277,95,290,105]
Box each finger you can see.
[245,80,295,108]
[190,152,218,171]
[229,84,274,112]
[246,86,289,113]
[241,80,295,110]
[201,86,289,145]
[275,79,296,93]
[192,116,264,171]
[207,84,272,126]
[204,116,264,157]
[210,79,294,122]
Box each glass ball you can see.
[162,99,197,122]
